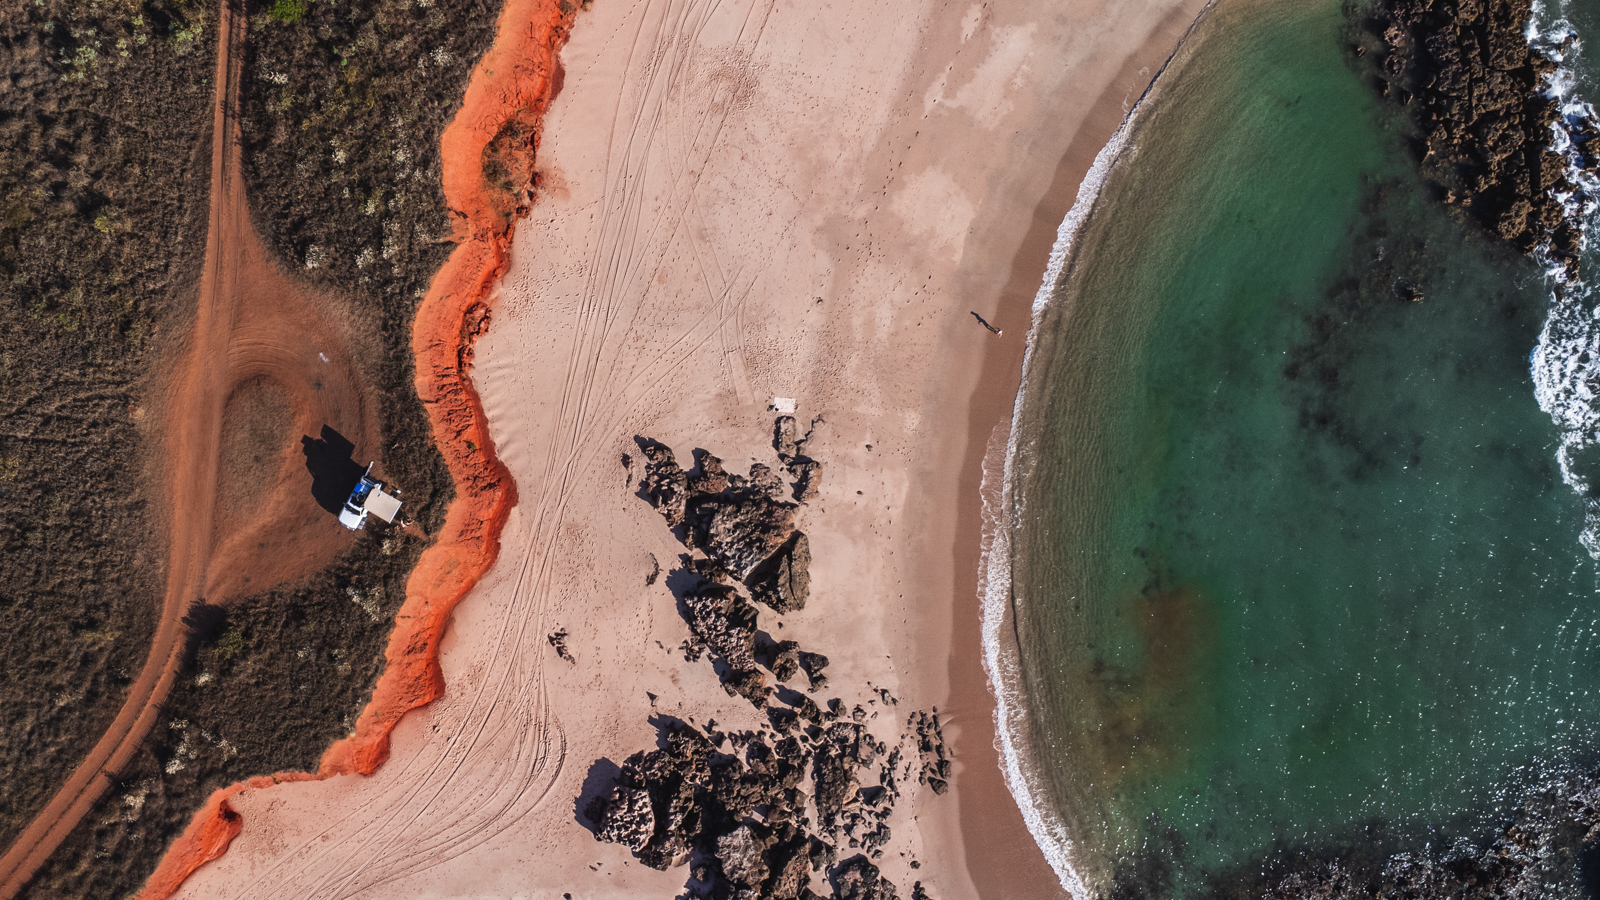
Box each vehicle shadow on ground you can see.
[301,425,365,516]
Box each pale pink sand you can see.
[171,0,1207,896]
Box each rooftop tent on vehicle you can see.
[338,463,403,530]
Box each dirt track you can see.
[124,0,576,895]
[0,2,374,895]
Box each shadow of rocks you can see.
[574,757,623,831]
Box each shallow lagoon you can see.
[1004,0,1600,894]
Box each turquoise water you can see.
[1006,0,1600,894]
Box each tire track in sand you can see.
[172,0,782,894]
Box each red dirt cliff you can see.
[134,1,574,896]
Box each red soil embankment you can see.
[134,2,575,897]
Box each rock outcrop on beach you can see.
[775,416,825,503]
[909,710,951,796]
[640,440,692,528]
[1365,0,1596,277]
[639,437,813,614]
[751,533,813,614]
[584,419,945,899]
[585,709,928,899]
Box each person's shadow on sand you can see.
[301,425,365,516]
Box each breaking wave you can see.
[976,4,1215,896]
[1527,0,1600,557]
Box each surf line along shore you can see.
[18,1,578,898]
[155,0,1222,897]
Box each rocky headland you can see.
[583,418,949,900]
[1363,0,1598,278]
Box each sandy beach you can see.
[166,0,1209,896]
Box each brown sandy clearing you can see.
[0,1,376,895]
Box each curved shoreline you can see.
[975,3,1216,895]
[132,2,573,896]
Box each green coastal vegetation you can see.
[0,0,212,865]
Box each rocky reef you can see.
[583,418,947,899]
[1249,769,1600,900]
[1363,0,1598,278]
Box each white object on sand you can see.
[772,397,796,414]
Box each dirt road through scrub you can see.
[0,2,375,895]
[133,1,576,896]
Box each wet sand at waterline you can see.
[169,0,1209,896]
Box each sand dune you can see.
[169,0,1207,896]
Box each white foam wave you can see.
[978,4,1217,895]
[1028,106,1139,318]
[977,417,1093,898]
[1528,0,1600,559]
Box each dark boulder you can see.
[690,450,731,494]
[684,582,761,672]
[833,856,899,900]
[813,724,867,831]
[766,639,802,682]
[749,532,812,614]
[691,492,798,580]
[749,462,788,499]
[774,415,800,461]
[787,458,823,502]
[765,834,813,900]
[586,783,654,851]
[798,651,830,690]
[717,824,773,887]
[724,668,773,707]
[640,439,690,527]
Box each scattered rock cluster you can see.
[547,628,574,663]
[908,711,950,796]
[637,425,825,706]
[1364,0,1597,276]
[585,711,911,900]
[582,419,946,899]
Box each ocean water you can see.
[995,0,1600,895]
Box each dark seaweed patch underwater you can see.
[1000,0,1600,895]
